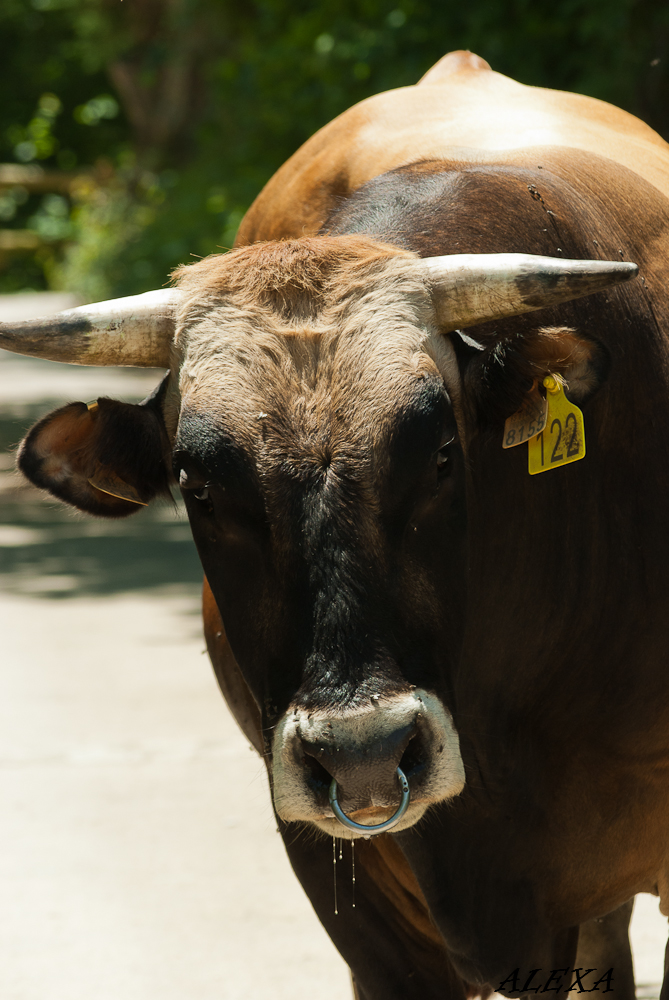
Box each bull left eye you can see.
[192,486,209,502]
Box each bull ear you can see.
[18,391,171,518]
[457,325,606,424]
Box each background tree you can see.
[2,0,668,299]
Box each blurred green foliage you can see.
[2,0,668,298]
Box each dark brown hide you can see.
[202,577,263,754]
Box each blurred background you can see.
[2,3,669,997]
[1,0,669,301]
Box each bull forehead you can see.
[185,333,442,440]
[167,254,462,452]
[175,339,458,503]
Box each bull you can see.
[1,49,666,999]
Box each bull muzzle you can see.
[271,690,465,838]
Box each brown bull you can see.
[1,50,667,999]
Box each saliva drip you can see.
[332,836,338,915]
[333,836,358,914]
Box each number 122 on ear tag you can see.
[528,376,586,475]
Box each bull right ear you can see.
[456,324,607,427]
[18,395,171,518]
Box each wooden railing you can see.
[0,164,90,256]
[0,164,80,195]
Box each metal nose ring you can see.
[328,766,410,835]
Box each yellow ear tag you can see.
[528,376,586,474]
[503,381,548,448]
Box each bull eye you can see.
[177,465,211,501]
[187,483,214,516]
[436,436,455,472]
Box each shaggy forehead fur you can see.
[165,236,462,452]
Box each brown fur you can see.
[173,235,411,322]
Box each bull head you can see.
[4,243,637,837]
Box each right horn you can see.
[0,288,181,367]
[421,253,638,331]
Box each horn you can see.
[0,288,181,367]
[421,253,638,331]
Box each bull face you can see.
[169,239,473,834]
[171,252,469,832]
[10,235,634,838]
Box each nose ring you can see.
[328,766,410,835]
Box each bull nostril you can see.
[303,753,333,793]
[399,735,426,780]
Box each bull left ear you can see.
[18,385,172,518]
[457,325,606,424]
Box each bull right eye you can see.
[177,465,212,507]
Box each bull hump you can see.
[417,50,492,85]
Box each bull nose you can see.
[298,715,422,814]
[271,689,465,832]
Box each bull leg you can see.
[350,902,633,1000]
[659,931,669,1000]
[575,899,635,1000]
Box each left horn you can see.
[421,253,638,331]
[0,288,181,367]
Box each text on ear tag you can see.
[528,376,586,474]
[503,382,547,448]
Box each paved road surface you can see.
[0,590,352,1000]
[0,293,665,999]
